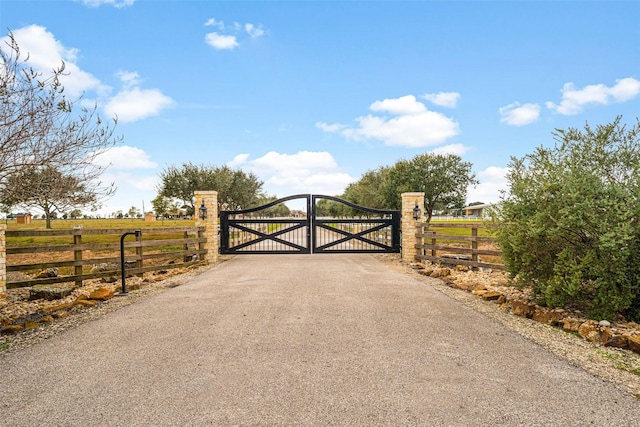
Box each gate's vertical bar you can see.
[73,227,83,287]
[219,211,229,252]
[471,226,478,270]
[308,194,313,254]
[392,211,401,252]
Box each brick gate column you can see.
[401,192,424,263]
[195,191,219,264]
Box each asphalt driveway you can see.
[1,254,638,426]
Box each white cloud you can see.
[205,33,239,50]
[316,121,347,132]
[93,146,158,170]
[343,112,459,148]
[204,18,224,29]
[116,70,142,88]
[103,171,158,192]
[608,77,640,101]
[370,95,427,115]
[227,153,250,168]
[235,151,356,196]
[322,95,459,148]
[422,92,461,108]
[90,146,159,214]
[468,166,509,204]
[252,151,338,172]
[6,25,108,99]
[499,102,541,126]
[245,23,265,39]
[103,87,173,123]
[204,19,265,50]
[546,77,640,115]
[76,0,135,7]
[5,25,171,123]
[429,144,469,156]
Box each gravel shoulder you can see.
[0,263,215,353]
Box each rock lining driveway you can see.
[1,254,639,426]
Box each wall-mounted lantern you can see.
[413,201,421,220]
[199,199,208,220]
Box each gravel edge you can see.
[0,264,214,354]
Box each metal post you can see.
[118,230,141,296]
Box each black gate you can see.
[219,194,400,255]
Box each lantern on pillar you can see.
[413,201,421,220]
[199,199,208,220]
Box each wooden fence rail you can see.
[415,223,505,271]
[5,226,207,289]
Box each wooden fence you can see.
[415,223,504,271]
[5,227,207,289]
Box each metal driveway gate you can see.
[219,194,400,254]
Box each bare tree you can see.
[0,31,121,212]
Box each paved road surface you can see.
[1,254,639,426]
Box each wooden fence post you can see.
[73,227,83,287]
[183,231,190,262]
[136,230,143,273]
[430,231,437,258]
[471,226,479,270]
[0,224,6,295]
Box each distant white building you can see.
[463,203,493,218]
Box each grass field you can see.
[428,220,498,238]
[4,218,198,246]
[3,218,196,231]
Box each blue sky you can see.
[2,0,639,215]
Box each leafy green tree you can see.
[341,167,389,209]
[2,167,102,228]
[381,153,477,222]
[157,163,264,213]
[315,199,344,217]
[1,202,13,223]
[494,117,640,320]
[253,196,291,218]
[151,195,173,224]
[128,206,140,221]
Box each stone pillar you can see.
[401,192,425,263]
[194,191,219,265]
[0,224,6,295]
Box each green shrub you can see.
[494,117,640,320]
